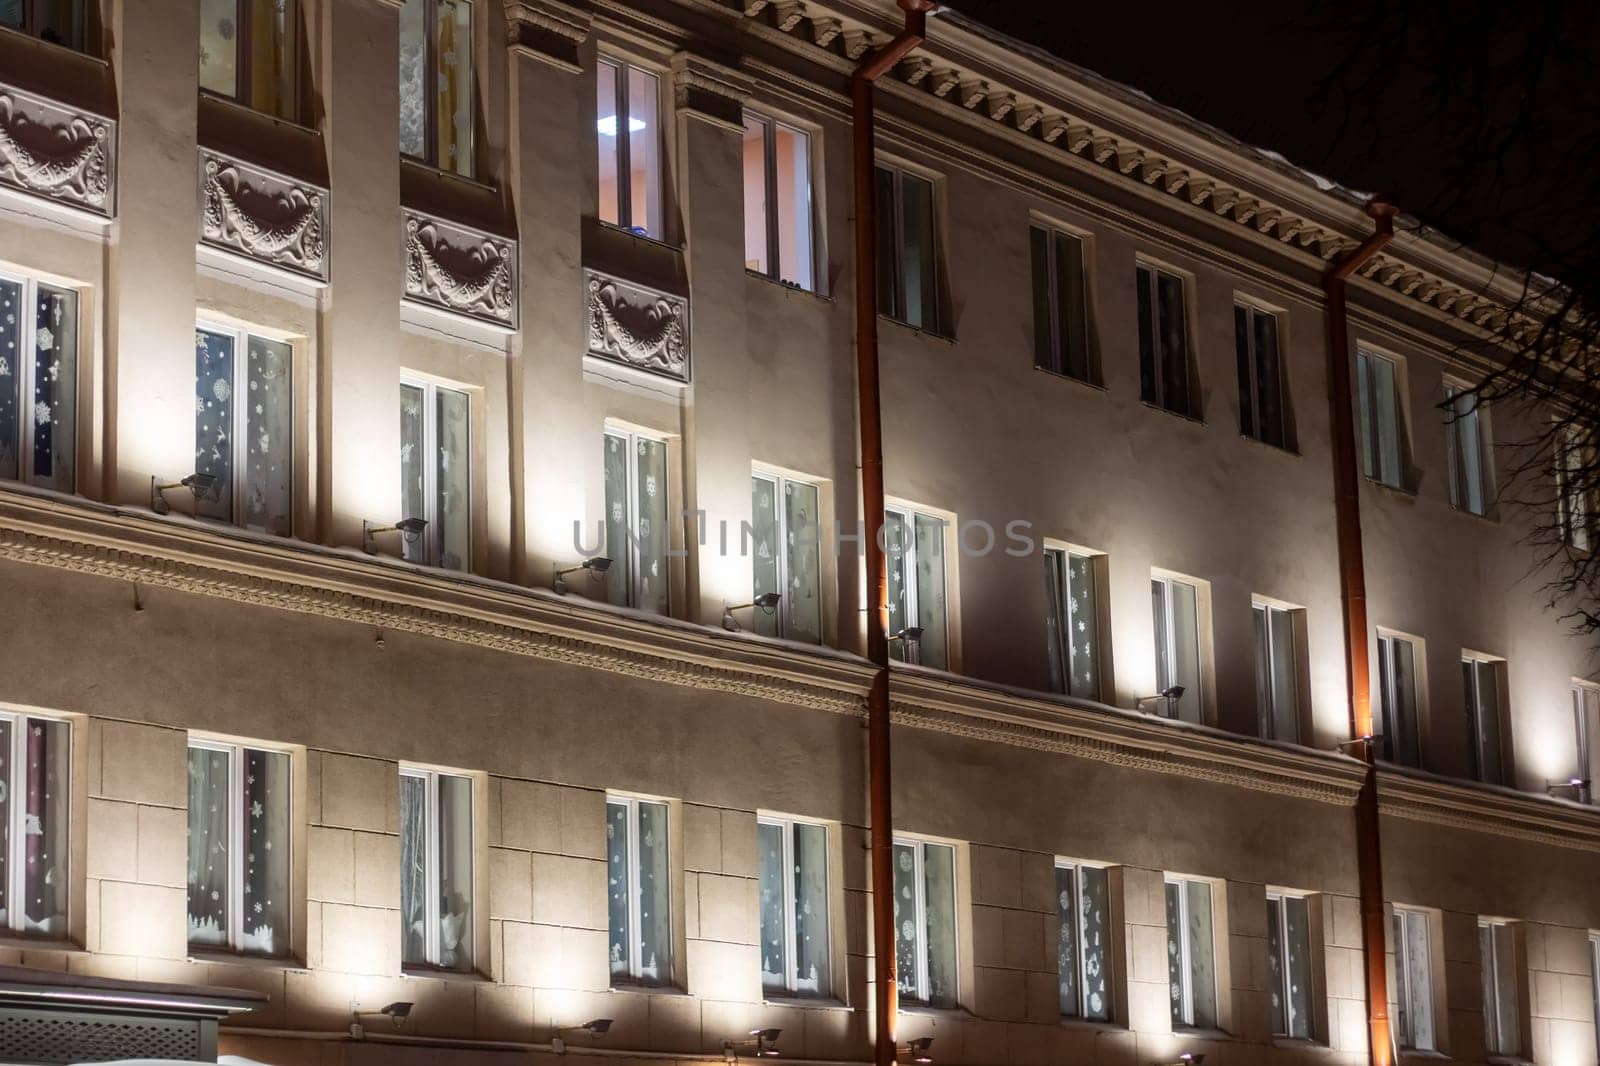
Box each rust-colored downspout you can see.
[1324,198,1397,1066]
[852,5,934,1064]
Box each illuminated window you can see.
[399,378,471,571]
[1558,426,1594,551]
[1253,601,1302,743]
[603,428,669,614]
[399,767,474,972]
[607,795,672,986]
[1236,303,1288,448]
[1056,861,1112,1020]
[198,0,298,120]
[1377,633,1421,767]
[1392,906,1436,1051]
[1573,683,1599,805]
[186,740,290,957]
[1151,574,1204,723]
[194,322,293,536]
[1357,349,1405,488]
[757,816,830,997]
[596,57,661,238]
[0,272,77,493]
[1266,893,1314,1039]
[1444,381,1491,515]
[1031,224,1090,382]
[892,837,957,1008]
[1136,263,1192,416]
[1165,876,1218,1029]
[750,470,821,643]
[875,164,940,332]
[0,713,69,937]
[1045,548,1102,701]
[742,111,814,290]
[1462,655,1506,785]
[1478,918,1521,1057]
[398,0,474,177]
[885,504,948,670]
[0,0,86,51]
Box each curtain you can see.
[635,800,670,983]
[198,0,238,97]
[435,386,470,572]
[436,0,473,177]
[241,748,289,956]
[399,384,426,563]
[243,336,292,536]
[791,821,829,994]
[1067,553,1100,700]
[757,821,786,991]
[922,843,957,1008]
[187,746,230,948]
[785,480,822,644]
[0,280,19,481]
[1056,864,1079,1015]
[397,0,426,158]
[194,329,235,522]
[436,773,472,970]
[606,800,631,977]
[750,477,780,639]
[885,511,909,660]
[399,773,427,965]
[33,285,75,490]
[914,514,948,669]
[1080,865,1110,1020]
[892,842,918,999]
[602,433,629,606]
[635,438,669,615]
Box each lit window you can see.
[1151,574,1203,723]
[194,323,293,536]
[597,58,661,238]
[0,0,86,51]
[198,0,298,120]
[1462,655,1506,784]
[399,767,474,971]
[742,111,814,290]
[399,378,471,571]
[874,165,940,332]
[885,504,948,670]
[1392,906,1436,1051]
[1444,382,1491,515]
[1045,548,1102,701]
[186,741,290,957]
[607,795,672,986]
[603,428,669,614]
[750,471,822,643]
[1558,427,1594,551]
[0,273,76,493]
[1253,601,1301,743]
[1573,683,1599,805]
[892,837,957,1008]
[1377,633,1421,767]
[0,713,69,937]
[398,0,474,177]
[1055,862,1111,1020]
[1030,224,1090,382]
[757,816,830,997]
[1357,349,1405,488]
[1164,876,1218,1029]
[1266,893,1314,1039]
[1479,918,1521,1057]
[1235,303,1287,448]
[1136,263,1192,416]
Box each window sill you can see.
[596,219,680,253]
[898,1003,973,1020]
[198,89,314,134]
[763,995,853,1012]
[400,154,496,196]
[608,981,689,997]
[1033,365,1107,393]
[1239,431,1301,457]
[1448,503,1501,526]
[1058,1017,1123,1033]
[878,313,955,345]
[1171,1026,1232,1040]
[745,269,831,302]
[1485,1056,1534,1066]
[1271,1036,1330,1051]
[1363,475,1418,499]
[1397,1049,1450,1061]
[0,934,83,955]
[190,950,307,973]
[1140,399,1205,426]
[401,965,489,984]
[0,22,108,66]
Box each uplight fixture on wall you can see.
[363,517,428,554]
[722,1027,782,1061]
[722,592,781,631]
[1545,777,1590,800]
[1334,735,1382,756]
[897,1037,935,1064]
[551,1018,613,1053]
[890,626,924,663]
[553,556,613,594]
[349,1001,411,1039]
[150,472,218,515]
[1137,684,1185,719]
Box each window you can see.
[194,324,293,536]
[1377,633,1422,767]
[1055,862,1111,1020]
[1136,263,1192,416]
[1030,224,1090,382]
[607,796,672,985]
[1444,382,1490,515]
[892,838,957,1008]
[874,164,939,332]
[885,504,948,669]
[750,472,821,643]
[1589,934,1599,1053]
[0,0,85,50]
[1254,602,1301,743]
[1235,303,1287,447]
[1164,877,1218,1029]
[0,273,76,493]
[757,817,829,997]
[1151,575,1203,723]
[399,767,474,972]
[0,712,68,937]
[398,0,474,177]
[1478,919,1520,1057]
[603,428,669,614]
[1266,893,1314,1039]
[198,0,298,120]
[742,112,814,290]
[1392,907,1436,1051]
[186,741,290,957]
[1573,683,1599,804]
[597,57,661,239]
[1045,548,1102,700]
[1557,427,1593,551]
[1357,349,1404,488]
[1462,656,1505,785]
[399,379,470,570]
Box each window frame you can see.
[399,375,471,571]
[742,109,816,291]
[1588,932,1599,1053]
[1478,917,1522,1058]
[750,468,822,643]
[1234,300,1289,448]
[604,425,671,613]
[597,55,663,239]
[892,835,959,1008]
[0,709,70,938]
[1377,630,1423,767]
[1573,682,1599,805]
[0,268,78,493]
[1265,891,1315,1040]
[1135,260,1194,417]
[198,0,300,120]
[0,0,88,51]
[884,501,950,670]
[185,737,292,957]
[1030,221,1093,383]
[756,814,832,998]
[1253,599,1303,743]
[1164,874,1219,1030]
[1356,347,1406,489]
[1392,905,1438,1052]
[1557,425,1593,551]
[606,792,675,987]
[1045,545,1105,701]
[398,765,475,972]
[1151,572,1206,723]
[399,0,475,177]
[1054,859,1113,1021]
[195,318,295,534]
[875,162,942,334]
[1461,653,1507,785]
[1444,379,1491,516]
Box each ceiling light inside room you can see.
[597,115,648,136]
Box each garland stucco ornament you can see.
[199,150,327,281]
[0,86,115,216]
[403,210,517,328]
[585,270,689,384]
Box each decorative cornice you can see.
[403,208,518,329]
[585,267,690,384]
[506,0,592,73]
[670,51,754,132]
[1378,770,1600,854]
[198,148,328,282]
[0,81,115,218]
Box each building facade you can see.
[0,0,1598,1063]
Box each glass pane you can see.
[1056,865,1079,1016]
[923,843,957,1009]
[785,479,822,644]
[1067,553,1099,700]
[1171,580,1201,723]
[757,821,785,992]
[398,0,426,158]
[241,748,290,957]
[1030,227,1055,373]
[194,328,235,523]
[1270,607,1299,743]
[627,67,661,238]
[742,115,769,275]
[775,123,813,290]
[1387,639,1419,767]
[602,433,629,607]
[1152,579,1170,698]
[243,335,292,536]
[899,173,937,331]
[435,386,469,571]
[597,60,621,226]
[1357,353,1375,479]
[874,167,898,319]
[792,821,829,995]
[607,800,630,977]
[914,514,947,669]
[1460,401,1485,515]
[437,773,473,970]
[1185,880,1217,1029]
[1372,354,1401,487]
[635,436,669,615]
[885,510,908,661]
[892,842,918,1000]
[1235,306,1254,440]
[1254,607,1273,738]
[1480,924,1497,1050]
[1254,310,1284,447]
[1283,896,1313,1039]
[1044,551,1067,694]
[26,719,68,935]
[1079,866,1110,1020]
[199,0,239,97]
[1405,913,1434,1050]
[436,0,473,176]
[0,721,9,922]
[636,800,671,983]
[750,476,780,638]
[32,284,76,491]
[1157,270,1189,414]
[1165,881,1184,1023]
[0,279,19,481]
[399,384,426,564]
[248,0,297,119]
[1055,231,1088,380]
[187,746,230,948]
[400,772,427,965]
[13,0,84,49]
[1267,898,1286,1035]
[1137,267,1157,405]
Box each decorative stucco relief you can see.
[199,149,327,281]
[585,269,690,384]
[403,210,517,328]
[0,84,115,217]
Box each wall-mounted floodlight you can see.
[1546,777,1590,800]
[722,1027,782,1061]
[363,517,428,554]
[553,556,613,594]
[1335,735,1383,756]
[1138,684,1185,719]
[150,472,218,515]
[551,1017,613,1053]
[349,1000,412,1039]
[897,1037,935,1064]
[889,626,924,664]
[722,592,782,631]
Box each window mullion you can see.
[782,822,797,991]
[231,329,247,525]
[235,0,252,103]
[627,800,643,977]
[425,773,441,965]
[913,843,928,1001]
[228,746,243,950]
[891,173,906,321]
[1075,867,1090,1015]
[9,715,23,933]
[616,65,632,231]
[764,120,780,278]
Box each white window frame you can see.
[1030,221,1091,382]
[1266,891,1314,1040]
[399,766,473,970]
[607,793,672,985]
[0,709,69,936]
[1164,874,1217,1030]
[1135,260,1192,416]
[875,162,941,333]
[1479,917,1521,1057]
[1045,546,1103,701]
[1235,301,1288,447]
[884,502,948,667]
[1377,631,1422,766]
[1588,932,1599,1052]
[751,468,820,640]
[1444,379,1491,516]
[1357,347,1405,488]
[1574,682,1599,804]
[757,814,830,997]
[1462,653,1506,785]
[196,319,293,529]
[891,836,958,1007]
[1393,905,1436,1052]
[605,426,670,611]
[742,109,815,291]
[1253,599,1301,742]
[597,56,662,239]
[1,268,77,492]
[1054,859,1113,1021]
[186,737,291,954]
[1152,573,1205,722]
[401,375,471,569]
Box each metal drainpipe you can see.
[851,4,935,1064]
[1324,198,1397,1066]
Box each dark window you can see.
[1031,225,1090,381]
[1,0,86,51]
[198,0,299,120]
[1136,263,1192,415]
[875,165,940,332]
[1235,303,1287,447]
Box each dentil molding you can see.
[403,208,518,329]
[0,81,115,218]
[199,148,328,282]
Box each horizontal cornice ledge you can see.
[1377,768,1600,853]
[506,0,593,73]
